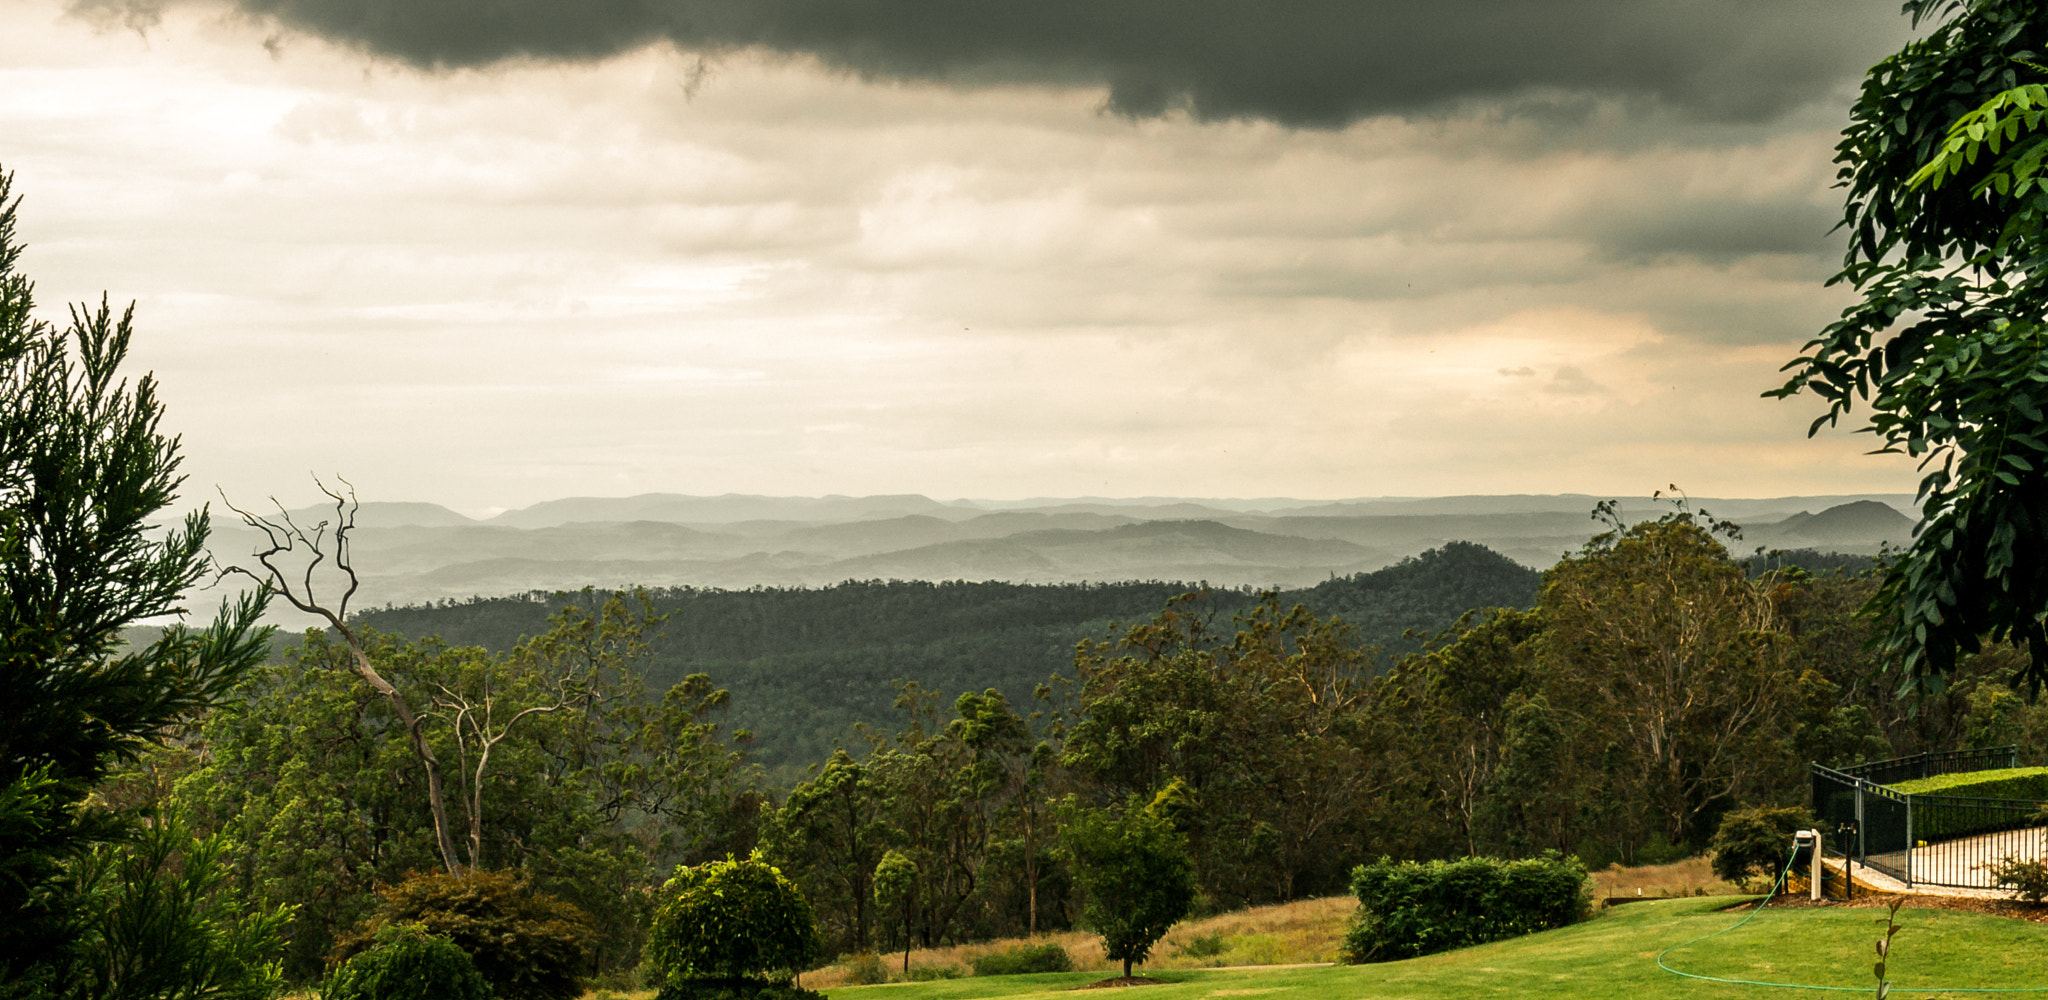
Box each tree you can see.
[218,484,468,874]
[871,850,918,973]
[1538,516,1795,847]
[1770,0,2048,692]
[1058,797,1196,980]
[648,853,821,985]
[1064,591,1386,905]
[1708,805,1815,890]
[760,749,888,952]
[0,164,273,994]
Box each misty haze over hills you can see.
[204,492,1916,613]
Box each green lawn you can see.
[824,898,2048,1000]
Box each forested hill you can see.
[351,541,1540,778]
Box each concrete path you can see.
[1820,854,2015,900]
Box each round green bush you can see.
[648,852,822,985]
[333,869,597,1000]
[324,923,489,1000]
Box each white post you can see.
[1796,829,1821,901]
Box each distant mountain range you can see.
[203,492,1917,613]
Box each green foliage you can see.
[71,814,292,1000]
[969,944,1072,976]
[648,853,822,984]
[1982,854,2048,903]
[1341,853,1591,963]
[0,163,275,994]
[1965,685,2027,749]
[323,923,489,1000]
[352,547,1537,779]
[1059,798,1196,978]
[181,597,753,983]
[1064,592,1384,905]
[904,964,965,981]
[1707,805,1813,888]
[337,869,597,1000]
[1887,766,2048,798]
[871,849,918,971]
[1770,0,2048,692]
[1171,934,1228,960]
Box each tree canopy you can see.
[1771,0,2048,692]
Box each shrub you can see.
[1983,856,2048,904]
[1709,805,1815,889]
[904,964,964,981]
[648,853,823,986]
[333,869,596,1000]
[970,943,1072,976]
[1171,934,1227,960]
[1341,853,1590,963]
[842,953,889,986]
[324,923,489,1000]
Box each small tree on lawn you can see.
[1708,805,1815,892]
[649,853,822,987]
[1059,796,1196,979]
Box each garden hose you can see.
[1654,845,2048,994]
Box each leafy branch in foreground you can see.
[1771,0,2048,694]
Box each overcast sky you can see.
[3,0,1926,516]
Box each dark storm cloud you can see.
[1587,199,1842,262]
[92,0,1906,126]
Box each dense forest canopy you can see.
[348,542,1543,776]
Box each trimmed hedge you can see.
[1341,853,1591,963]
[1888,767,2048,800]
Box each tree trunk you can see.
[343,628,464,874]
[1123,957,1133,978]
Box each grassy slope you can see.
[823,898,2048,1000]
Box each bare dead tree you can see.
[426,653,590,870]
[215,477,467,875]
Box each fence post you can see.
[1904,795,1914,888]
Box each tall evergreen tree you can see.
[0,165,272,995]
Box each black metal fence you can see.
[1838,746,2020,786]
[1810,747,2041,889]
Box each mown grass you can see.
[821,897,2048,1000]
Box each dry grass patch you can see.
[1589,856,1743,901]
[802,896,1356,988]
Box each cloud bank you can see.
[80,0,1907,125]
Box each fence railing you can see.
[1810,748,2038,889]
[1839,746,2020,786]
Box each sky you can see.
[1,0,1929,516]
